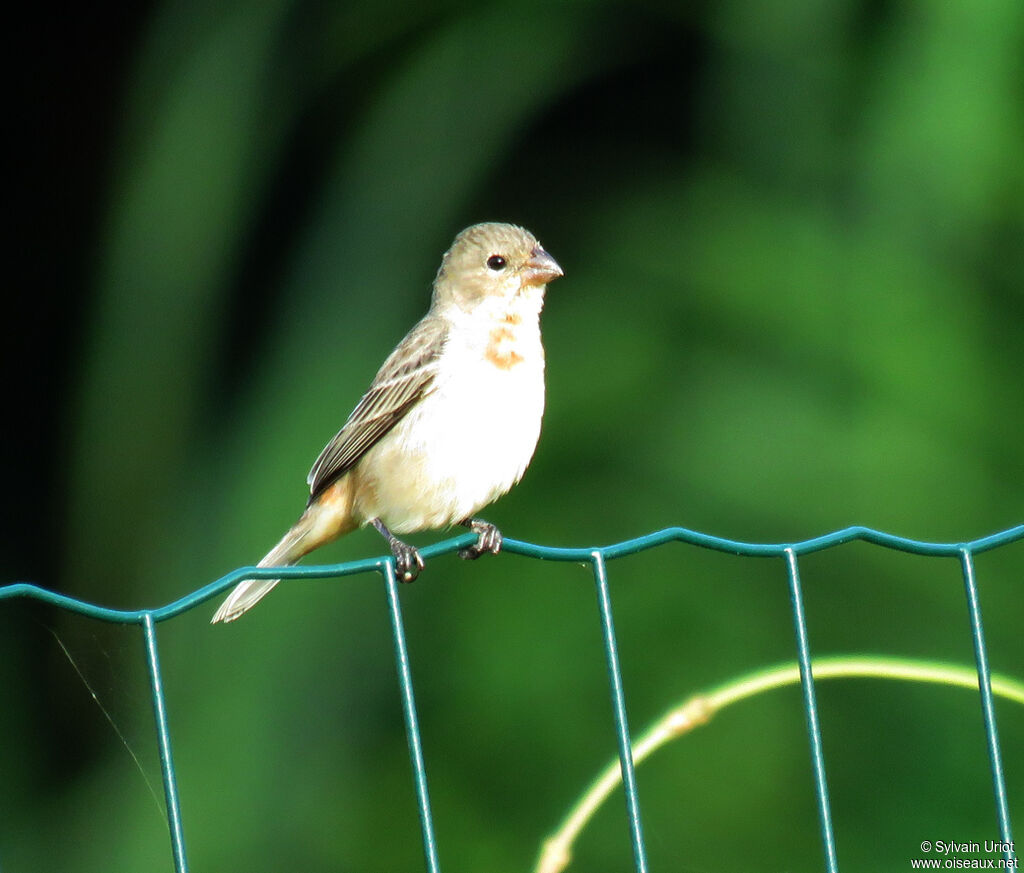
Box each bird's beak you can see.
[521,245,564,287]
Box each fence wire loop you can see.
[3,523,1022,872]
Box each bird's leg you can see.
[372,518,424,583]
[458,518,503,561]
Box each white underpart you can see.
[354,286,546,533]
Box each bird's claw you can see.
[372,517,425,582]
[392,541,425,583]
[458,520,503,561]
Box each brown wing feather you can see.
[306,316,445,503]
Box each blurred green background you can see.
[4,0,1024,870]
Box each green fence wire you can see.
[3,523,1022,872]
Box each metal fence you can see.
[3,523,1022,872]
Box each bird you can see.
[212,222,563,623]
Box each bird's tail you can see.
[211,520,310,623]
[211,478,357,623]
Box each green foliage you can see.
[6,0,1024,870]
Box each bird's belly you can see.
[354,359,544,533]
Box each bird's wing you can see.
[306,316,446,502]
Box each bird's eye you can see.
[486,254,507,271]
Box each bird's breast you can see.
[485,312,527,370]
[432,313,545,471]
[354,312,545,533]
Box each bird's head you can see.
[433,222,563,313]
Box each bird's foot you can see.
[458,518,503,561]
[372,518,424,583]
[392,540,425,582]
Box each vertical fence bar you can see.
[783,549,839,873]
[141,612,189,873]
[382,562,442,873]
[591,551,649,873]
[958,549,1016,863]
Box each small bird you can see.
[212,222,563,623]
